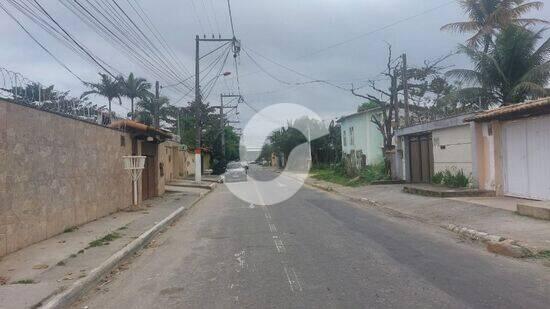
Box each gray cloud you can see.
[1,0,548,126]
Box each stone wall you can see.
[0,100,132,257]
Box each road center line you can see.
[283,266,303,292]
[274,239,286,253]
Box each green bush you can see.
[432,171,444,184]
[311,162,389,187]
[432,169,469,188]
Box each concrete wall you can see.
[0,100,133,257]
[472,120,505,195]
[432,125,473,175]
[160,142,189,183]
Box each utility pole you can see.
[154,81,160,129]
[402,53,410,127]
[193,34,241,183]
[220,94,225,161]
[214,94,240,162]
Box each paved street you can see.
[75,166,550,308]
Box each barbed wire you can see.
[0,66,124,126]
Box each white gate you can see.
[502,114,550,200]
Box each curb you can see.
[39,189,214,309]
[442,224,535,258]
[306,180,541,259]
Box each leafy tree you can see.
[261,117,341,167]
[81,73,123,117]
[441,0,547,108]
[122,73,151,120]
[357,101,379,112]
[10,83,55,102]
[447,26,550,105]
[135,95,176,126]
[441,0,546,52]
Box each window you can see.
[343,130,347,146]
[349,127,355,146]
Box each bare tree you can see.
[351,44,401,172]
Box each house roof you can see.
[336,107,381,123]
[109,119,172,141]
[464,97,550,122]
[337,103,428,123]
[396,113,475,137]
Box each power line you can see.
[61,0,192,94]
[0,2,85,83]
[244,47,350,92]
[226,0,236,37]
[189,0,205,34]
[298,1,455,59]
[128,0,193,77]
[31,0,118,78]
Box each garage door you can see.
[502,115,550,200]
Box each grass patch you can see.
[310,163,390,187]
[534,250,550,259]
[63,226,78,233]
[87,232,122,248]
[117,226,128,231]
[13,279,35,284]
[432,169,470,188]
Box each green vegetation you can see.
[534,250,550,259]
[432,169,470,188]
[63,226,77,233]
[13,279,35,284]
[311,163,389,187]
[87,232,122,248]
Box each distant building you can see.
[337,107,385,171]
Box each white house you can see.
[337,107,384,170]
[466,97,550,200]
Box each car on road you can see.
[224,161,247,182]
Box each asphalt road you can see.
[74,166,550,309]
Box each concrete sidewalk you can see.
[0,189,208,309]
[304,177,550,256]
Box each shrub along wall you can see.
[0,100,132,257]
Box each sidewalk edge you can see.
[39,189,213,309]
[306,181,542,258]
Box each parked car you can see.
[224,161,247,182]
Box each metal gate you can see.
[409,134,433,183]
[502,115,550,200]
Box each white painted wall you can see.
[340,111,384,165]
[432,125,473,176]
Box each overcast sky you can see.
[1,0,549,136]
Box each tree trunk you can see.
[131,98,134,120]
[480,36,492,109]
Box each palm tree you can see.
[81,73,123,117]
[442,0,547,108]
[135,95,176,127]
[122,73,151,120]
[442,0,546,52]
[447,25,550,105]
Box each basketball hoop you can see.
[123,156,146,206]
